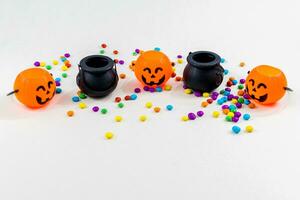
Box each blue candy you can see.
[232,126,241,134]
[56,88,62,94]
[224,69,229,75]
[156,87,162,92]
[243,114,251,120]
[154,47,161,51]
[72,96,80,102]
[232,80,238,85]
[55,77,61,82]
[221,58,225,63]
[130,94,137,100]
[166,105,173,111]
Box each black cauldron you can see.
[183,51,224,92]
[76,55,118,98]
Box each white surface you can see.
[1,0,300,199]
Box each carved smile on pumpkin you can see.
[246,79,268,102]
[35,81,55,105]
[141,67,166,86]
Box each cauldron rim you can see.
[79,55,114,73]
[187,51,221,69]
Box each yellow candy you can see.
[231,99,238,104]
[61,65,68,71]
[40,61,46,67]
[245,125,254,133]
[239,62,245,67]
[52,60,59,65]
[139,115,147,122]
[164,85,172,91]
[115,116,123,122]
[212,111,220,118]
[105,132,114,139]
[145,102,152,108]
[78,102,87,109]
[177,59,183,64]
[227,112,234,117]
[184,89,193,94]
[172,67,176,72]
[181,116,189,121]
[203,92,210,98]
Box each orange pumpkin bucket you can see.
[8,68,56,108]
[134,50,173,87]
[245,65,290,105]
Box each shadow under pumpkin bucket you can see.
[76,55,119,98]
[183,51,224,92]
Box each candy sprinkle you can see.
[101,108,108,114]
[79,102,87,109]
[67,110,74,117]
[212,111,220,118]
[105,132,113,139]
[154,107,161,113]
[181,116,189,121]
[245,125,254,133]
[145,102,153,109]
[166,105,173,111]
[115,116,123,122]
[232,126,241,134]
[139,115,147,122]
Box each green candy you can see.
[118,102,124,108]
[101,108,108,114]
[79,93,87,99]
[62,73,68,78]
[238,84,244,89]
[99,49,105,54]
[46,65,52,70]
[225,116,232,121]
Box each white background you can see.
[1,0,300,199]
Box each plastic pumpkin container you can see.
[76,55,119,98]
[13,68,56,108]
[183,51,224,92]
[246,65,287,104]
[134,50,173,87]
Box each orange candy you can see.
[154,107,161,113]
[201,101,209,107]
[134,50,173,87]
[246,65,288,104]
[13,68,56,108]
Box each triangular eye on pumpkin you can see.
[245,65,288,105]
[9,68,56,108]
[134,50,173,87]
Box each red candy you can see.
[124,95,131,100]
[101,43,107,48]
[115,97,121,103]
[113,50,119,55]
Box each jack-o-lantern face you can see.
[134,50,173,87]
[245,65,287,105]
[13,68,56,108]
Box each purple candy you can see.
[143,86,149,91]
[194,91,201,97]
[225,87,231,92]
[34,61,40,66]
[234,112,241,117]
[119,60,125,65]
[177,55,183,58]
[228,94,234,100]
[92,106,99,112]
[222,105,229,110]
[183,85,188,89]
[188,113,197,120]
[149,88,155,93]
[55,81,61,86]
[232,117,239,122]
[196,111,204,117]
[211,95,218,100]
[236,102,242,108]
[135,49,140,53]
[64,53,70,58]
[134,88,141,93]
[211,91,219,97]
[243,94,250,99]
[233,96,239,100]
[240,79,246,84]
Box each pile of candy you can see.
[30,43,256,139]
